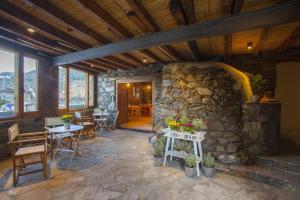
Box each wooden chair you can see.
[8,124,48,186]
[74,112,95,138]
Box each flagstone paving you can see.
[0,129,299,200]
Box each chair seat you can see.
[82,122,94,126]
[15,145,46,156]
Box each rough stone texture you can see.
[242,103,281,159]
[0,130,298,200]
[156,64,244,163]
[97,64,162,123]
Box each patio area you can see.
[0,129,298,200]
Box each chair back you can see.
[74,111,82,119]
[8,124,19,142]
[45,117,63,127]
[94,108,100,114]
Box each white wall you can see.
[276,62,300,145]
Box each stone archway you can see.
[156,62,250,163]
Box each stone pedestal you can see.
[242,102,281,159]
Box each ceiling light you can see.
[247,42,253,50]
[27,27,35,33]
[147,85,151,89]
[126,83,130,87]
[142,57,147,63]
[91,64,94,67]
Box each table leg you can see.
[193,141,200,176]
[163,137,170,166]
[198,141,204,169]
[170,137,175,161]
[50,132,53,159]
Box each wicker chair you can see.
[8,124,48,186]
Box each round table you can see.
[48,124,83,159]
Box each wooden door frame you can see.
[116,75,157,130]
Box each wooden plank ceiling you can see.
[0,0,300,73]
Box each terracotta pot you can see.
[250,94,261,103]
[204,166,215,177]
[185,166,195,177]
[154,156,162,167]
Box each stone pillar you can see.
[242,102,281,159]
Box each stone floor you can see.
[0,129,299,200]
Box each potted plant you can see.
[60,114,73,129]
[247,73,269,103]
[154,138,164,167]
[203,152,215,177]
[184,154,197,177]
[192,118,207,131]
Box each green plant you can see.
[203,152,215,168]
[180,109,189,125]
[60,114,73,123]
[154,139,164,157]
[192,118,207,130]
[0,98,8,108]
[174,141,193,153]
[247,73,269,94]
[165,116,174,126]
[185,154,197,168]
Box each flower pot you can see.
[250,94,261,103]
[185,166,195,177]
[154,156,162,167]
[203,166,215,177]
[64,122,71,130]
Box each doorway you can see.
[117,81,153,131]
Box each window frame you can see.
[23,54,39,115]
[58,66,96,113]
[0,46,19,120]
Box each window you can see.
[58,66,67,109]
[23,57,38,112]
[0,48,18,118]
[89,75,94,107]
[69,68,87,110]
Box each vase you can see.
[64,122,71,129]
[250,94,261,103]
[154,156,162,167]
[203,166,215,177]
[184,166,195,177]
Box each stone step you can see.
[258,155,300,174]
[215,162,290,187]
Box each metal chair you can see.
[8,124,48,186]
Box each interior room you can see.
[117,82,153,131]
[0,0,300,199]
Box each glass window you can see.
[69,68,86,110]
[24,57,38,112]
[0,48,18,118]
[58,67,67,109]
[89,75,94,107]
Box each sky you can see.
[0,48,37,73]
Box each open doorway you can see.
[117,81,153,131]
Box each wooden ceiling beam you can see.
[125,0,183,61]
[82,60,112,71]
[26,0,140,66]
[52,0,300,65]
[69,63,103,74]
[254,27,271,54]
[169,0,201,61]
[78,0,163,63]
[231,0,245,14]
[276,26,300,55]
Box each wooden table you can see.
[162,128,206,176]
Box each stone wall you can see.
[157,63,245,163]
[242,103,281,160]
[0,57,58,160]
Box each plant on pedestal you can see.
[60,114,73,129]
[247,73,269,103]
